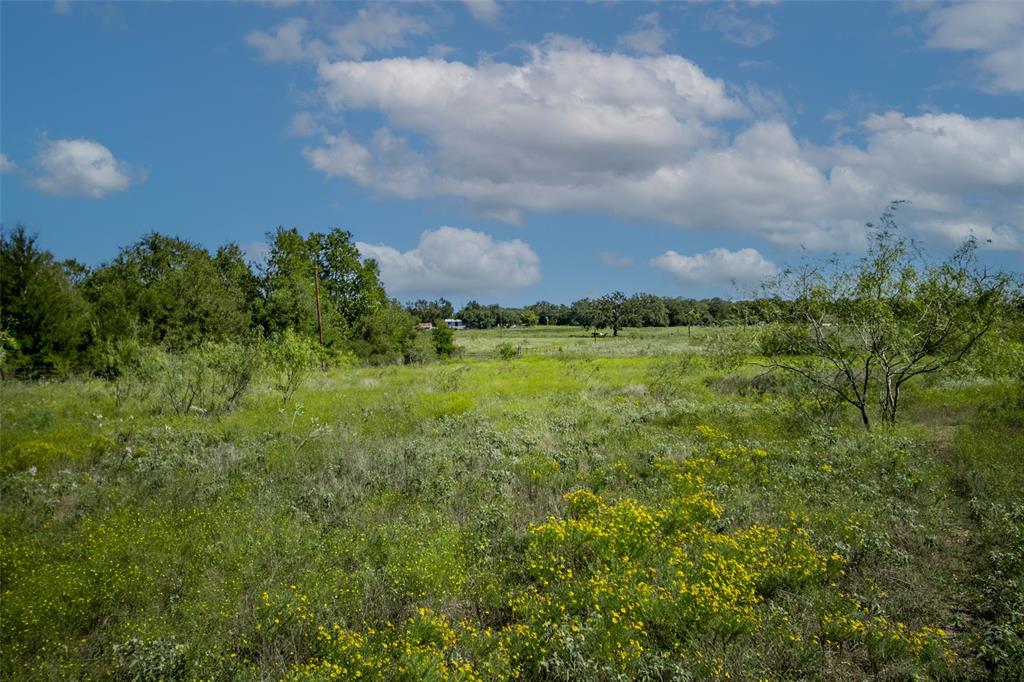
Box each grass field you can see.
[2,326,1022,680]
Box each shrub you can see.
[432,322,457,358]
[495,342,521,361]
[348,303,416,365]
[404,332,437,365]
[153,339,263,416]
[757,323,814,357]
[96,338,167,409]
[267,329,319,403]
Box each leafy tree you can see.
[458,300,498,329]
[569,297,599,329]
[267,328,318,403]
[630,293,669,327]
[311,228,387,325]
[432,320,457,357]
[706,297,734,325]
[348,300,416,364]
[0,225,91,376]
[596,291,641,336]
[762,203,1011,429]
[215,243,265,328]
[84,233,251,351]
[528,301,569,325]
[407,298,454,323]
[263,227,387,350]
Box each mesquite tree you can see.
[761,203,1011,429]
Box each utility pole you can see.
[312,256,325,348]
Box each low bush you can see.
[267,329,318,403]
[495,342,521,360]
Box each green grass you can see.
[2,326,1022,680]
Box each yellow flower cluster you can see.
[289,607,510,681]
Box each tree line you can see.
[407,294,775,334]
[0,225,422,377]
[1,224,782,377]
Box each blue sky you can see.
[1,1,1021,306]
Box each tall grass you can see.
[2,325,1021,679]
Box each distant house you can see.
[443,318,466,330]
[416,322,434,331]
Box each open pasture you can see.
[2,326,1022,680]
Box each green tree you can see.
[266,328,318,403]
[762,203,1012,429]
[263,227,386,347]
[432,320,457,357]
[407,298,454,323]
[0,225,91,376]
[528,301,568,325]
[458,300,498,329]
[630,293,669,327]
[84,233,251,351]
[348,300,415,364]
[597,291,641,336]
[215,243,265,329]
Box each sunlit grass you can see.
[2,327,1021,679]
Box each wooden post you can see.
[313,257,325,348]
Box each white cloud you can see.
[0,153,16,173]
[32,138,143,198]
[600,251,633,268]
[651,248,778,287]
[912,217,1022,251]
[357,226,541,295]
[330,6,430,59]
[922,1,1024,93]
[836,112,1024,198]
[246,17,327,62]
[703,6,776,47]
[295,40,1023,251]
[247,7,429,63]
[617,12,669,55]
[463,0,501,26]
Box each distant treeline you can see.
[407,294,775,333]
[2,225,776,377]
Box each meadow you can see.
[2,325,1022,680]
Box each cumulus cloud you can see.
[357,226,541,295]
[651,248,778,287]
[617,13,669,55]
[600,251,633,268]
[463,0,501,26]
[247,7,429,63]
[922,1,1024,93]
[295,39,1023,251]
[32,138,143,198]
[0,153,16,173]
